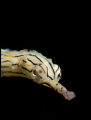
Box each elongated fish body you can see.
[1,49,76,100]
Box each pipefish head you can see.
[30,63,62,89]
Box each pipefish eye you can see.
[32,66,45,79]
[39,70,42,73]
[33,69,42,76]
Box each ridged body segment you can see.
[1,49,76,100]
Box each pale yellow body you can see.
[1,49,76,100]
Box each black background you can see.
[1,4,88,119]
